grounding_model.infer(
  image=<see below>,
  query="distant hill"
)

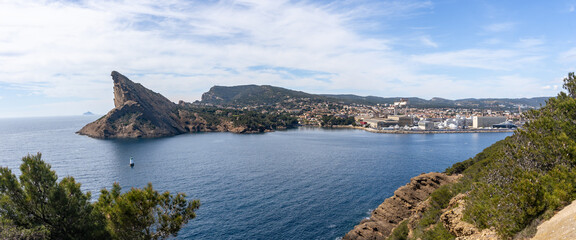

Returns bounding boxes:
[200,85,324,106]
[200,84,549,109]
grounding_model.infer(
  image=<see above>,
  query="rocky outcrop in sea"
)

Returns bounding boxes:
[77,71,296,138]
[77,71,186,138]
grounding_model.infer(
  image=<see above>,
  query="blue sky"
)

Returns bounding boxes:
[1,0,575,117]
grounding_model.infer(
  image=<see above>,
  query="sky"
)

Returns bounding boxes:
[1,0,575,117]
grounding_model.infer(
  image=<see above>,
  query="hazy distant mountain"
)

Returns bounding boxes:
[200,85,549,109]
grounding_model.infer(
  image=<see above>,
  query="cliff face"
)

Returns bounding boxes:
[343,172,459,240]
[78,72,295,138]
[77,71,186,138]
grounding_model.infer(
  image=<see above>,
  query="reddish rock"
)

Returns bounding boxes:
[77,71,185,138]
[343,172,459,240]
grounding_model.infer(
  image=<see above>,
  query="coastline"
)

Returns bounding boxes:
[343,172,460,240]
[316,125,516,134]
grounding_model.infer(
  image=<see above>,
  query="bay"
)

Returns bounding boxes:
[0,116,511,239]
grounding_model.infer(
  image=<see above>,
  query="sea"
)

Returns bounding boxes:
[0,116,512,239]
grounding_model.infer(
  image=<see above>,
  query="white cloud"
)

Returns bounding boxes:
[542,85,559,91]
[559,47,576,63]
[482,38,502,45]
[517,38,544,48]
[412,49,542,70]
[0,0,428,104]
[0,0,568,117]
[419,35,438,48]
[483,22,516,33]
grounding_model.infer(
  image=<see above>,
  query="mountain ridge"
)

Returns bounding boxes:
[199,84,549,109]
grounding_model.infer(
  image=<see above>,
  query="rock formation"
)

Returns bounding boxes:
[343,172,459,240]
[77,71,297,138]
[77,71,186,138]
[440,194,499,240]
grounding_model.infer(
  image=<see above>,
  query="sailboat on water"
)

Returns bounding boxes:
[129,157,134,167]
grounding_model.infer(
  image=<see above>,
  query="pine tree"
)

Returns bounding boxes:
[95,182,200,240]
[0,153,109,239]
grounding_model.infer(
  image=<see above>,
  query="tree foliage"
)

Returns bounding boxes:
[320,115,356,127]
[0,153,200,240]
[95,183,200,240]
[0,153,108,239]
[441,72,576,237]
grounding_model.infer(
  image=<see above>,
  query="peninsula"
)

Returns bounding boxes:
[77,71,298,138]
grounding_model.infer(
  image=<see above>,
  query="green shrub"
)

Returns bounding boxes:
[387,220,409,240]
[422,223,454,240]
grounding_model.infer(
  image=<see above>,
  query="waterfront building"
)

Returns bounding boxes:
[472,116,507,128]
[418,120,434,130]
[387,115,412,127]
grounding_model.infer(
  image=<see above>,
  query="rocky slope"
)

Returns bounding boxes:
[78,71,298,138]
[440,194,499,240]
[77,71,186,138]
[343,172,459,240]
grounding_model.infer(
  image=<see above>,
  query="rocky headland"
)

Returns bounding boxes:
[78,71,186,138]
[77,71,295,138]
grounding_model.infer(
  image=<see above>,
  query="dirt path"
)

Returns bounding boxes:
[532,199,576,240]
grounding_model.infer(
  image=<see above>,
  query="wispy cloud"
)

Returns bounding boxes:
[483,22,516,33]
[0,0,570,117]
[0,1,426,93]
[412,48,542,70]
[517,38,545,48]
[559,47,576,64]
[419,35,438,48]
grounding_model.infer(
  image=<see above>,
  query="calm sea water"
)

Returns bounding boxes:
[0,116,511,239]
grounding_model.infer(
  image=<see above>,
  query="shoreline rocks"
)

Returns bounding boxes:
[343,172,459,240]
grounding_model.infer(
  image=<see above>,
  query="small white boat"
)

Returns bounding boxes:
[130,157,134,167]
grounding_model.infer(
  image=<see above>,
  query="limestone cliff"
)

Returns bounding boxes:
[343,172,459,240]
[77,71,297,138]
[77,71,186,138]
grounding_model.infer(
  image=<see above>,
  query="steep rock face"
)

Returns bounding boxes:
[343,172,459,240]
[77,71,186,138]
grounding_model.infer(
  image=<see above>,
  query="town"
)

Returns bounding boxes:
[200,95,536,132]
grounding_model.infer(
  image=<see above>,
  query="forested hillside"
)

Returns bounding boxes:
[199,84,548,109]
[386,72,576,239]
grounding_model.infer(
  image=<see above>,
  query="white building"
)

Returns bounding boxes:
[472,116,507,128]
[418,120,434,130]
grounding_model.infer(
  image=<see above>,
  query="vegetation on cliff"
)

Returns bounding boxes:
[78,72,299,138]
[381,72,576,239]
[0,153,200,239]
[458,72,576,237]
[320,115,356,127]
[176,104,299,133]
